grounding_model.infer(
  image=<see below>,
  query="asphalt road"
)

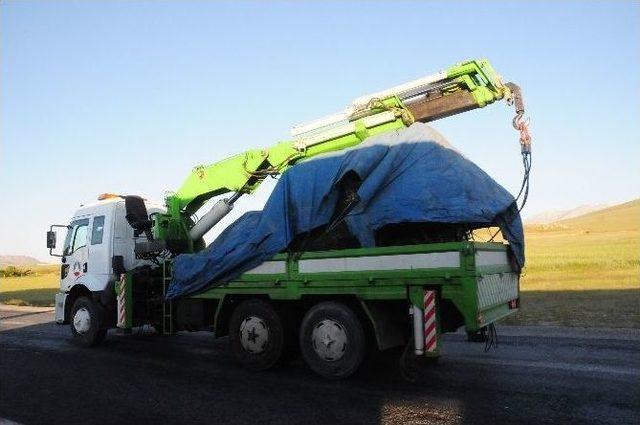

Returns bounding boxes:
[1,305,638,425]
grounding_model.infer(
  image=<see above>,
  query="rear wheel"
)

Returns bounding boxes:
[70,296,107,347]
[228,299,285,371]
[299,302,365,379]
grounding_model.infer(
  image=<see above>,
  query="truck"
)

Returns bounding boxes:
[46,59,531,379]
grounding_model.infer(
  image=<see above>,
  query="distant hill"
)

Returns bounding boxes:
[0,255,41,266]
[556,199,640,232]
[526,203,612,224]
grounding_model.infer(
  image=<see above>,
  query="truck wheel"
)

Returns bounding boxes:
[70,296,107,347]
[299,302,365,379]
[228,299,285,371]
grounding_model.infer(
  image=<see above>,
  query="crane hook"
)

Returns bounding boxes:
[505,82,531,154]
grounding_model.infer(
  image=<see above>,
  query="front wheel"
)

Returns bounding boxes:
[70,296,107,347]
[299,302,365,379]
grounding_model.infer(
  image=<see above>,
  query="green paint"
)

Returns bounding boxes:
[446,59,510,107]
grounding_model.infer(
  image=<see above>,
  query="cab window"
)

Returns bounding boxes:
[63,218,90,255]
[91,216,105,245]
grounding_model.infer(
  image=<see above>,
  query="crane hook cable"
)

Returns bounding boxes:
[486,109,532,243]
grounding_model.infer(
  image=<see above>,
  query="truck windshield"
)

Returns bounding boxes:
[63,218,90,256]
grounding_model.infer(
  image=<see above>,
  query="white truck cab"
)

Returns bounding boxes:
[47,195,163,343]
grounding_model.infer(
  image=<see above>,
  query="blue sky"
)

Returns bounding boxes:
[1,1,639,260]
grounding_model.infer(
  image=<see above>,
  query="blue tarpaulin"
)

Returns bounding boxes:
[166,123,524,299]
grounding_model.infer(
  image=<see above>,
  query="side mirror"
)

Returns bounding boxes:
[48,224,69,257]
[47,231,57,249]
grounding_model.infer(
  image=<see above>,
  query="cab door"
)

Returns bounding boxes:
[61,217,90,292]
[87,214,112,277]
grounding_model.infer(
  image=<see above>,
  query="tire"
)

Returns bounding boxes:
[70,296,107,347]
[228,299,285,371]
[299,302,365,379]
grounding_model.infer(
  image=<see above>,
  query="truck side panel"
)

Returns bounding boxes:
[189,242,519,337]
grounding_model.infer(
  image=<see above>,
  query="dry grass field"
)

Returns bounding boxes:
[0,264,59,307]
[1,200,638,327]
[505,199,639,328]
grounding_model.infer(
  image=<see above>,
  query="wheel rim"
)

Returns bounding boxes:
[239,316,269,354]
[73,307,91,334]
[311,319,348,361]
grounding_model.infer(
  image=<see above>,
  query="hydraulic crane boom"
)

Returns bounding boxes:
[150,59,528,253]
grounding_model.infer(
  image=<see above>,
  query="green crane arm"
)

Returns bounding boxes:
[172,98,409,216]
[153,59,524,253]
